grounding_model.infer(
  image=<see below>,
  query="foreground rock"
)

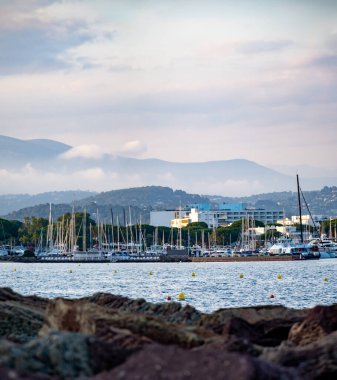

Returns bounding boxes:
[0,288,336,379]
[0,288,48,342]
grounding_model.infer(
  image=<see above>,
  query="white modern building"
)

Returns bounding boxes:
[189,204,284,228]
[150,210,192,227]
[291,215,323,226]
[150,203,284,228]
[150,210,177,227]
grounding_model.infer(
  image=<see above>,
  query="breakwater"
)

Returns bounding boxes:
[0,287,336,379]
[0,255,295,264]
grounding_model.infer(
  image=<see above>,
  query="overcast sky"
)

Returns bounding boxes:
[1,0,337,174]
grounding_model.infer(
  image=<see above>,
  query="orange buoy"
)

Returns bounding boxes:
[270,294,275,299]
[167,296,172,301]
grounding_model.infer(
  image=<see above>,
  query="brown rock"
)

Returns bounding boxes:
[200,305,307,331]
[0,331,92,378]
[0,330,130,379]
[91,344,299,380]
[0,368,54,380]
[262,330,337,379]
[41,298,208,349]
[0,288,48,307]
[288,304,337,346]
[219,317,305,347]
[199,305,306,347]
[87,293,202,325]
[0,288,48,342]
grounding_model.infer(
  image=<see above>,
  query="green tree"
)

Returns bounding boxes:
[18,217,48,245]
[0,218,22,244]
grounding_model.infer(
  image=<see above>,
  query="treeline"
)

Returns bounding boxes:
[2,214,336,249]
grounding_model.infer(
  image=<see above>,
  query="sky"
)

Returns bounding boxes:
[0,0,337,193]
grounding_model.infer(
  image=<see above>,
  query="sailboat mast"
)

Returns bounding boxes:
[110,209,114,248]
[83,209,86,252]
[296,174,304,243]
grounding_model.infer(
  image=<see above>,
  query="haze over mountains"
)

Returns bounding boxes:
[0,135,336,197]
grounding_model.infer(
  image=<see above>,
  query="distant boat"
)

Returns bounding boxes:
[269,238,295,255]
[0,246,8,256]
[308,234,337,259]
[291,175,319,260]
[234,217,259,256]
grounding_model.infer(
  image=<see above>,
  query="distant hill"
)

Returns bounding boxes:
[0,191,96,216]
[77,186,210,209]
[0,134,328,196]
[1,135,336,196]
[208,186,337,217]
[3,185,337,223]
[0,135,70,168]
[3,186,210,223]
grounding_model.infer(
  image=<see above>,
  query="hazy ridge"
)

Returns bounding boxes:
[2,185,337,223]
[1,135,336,196]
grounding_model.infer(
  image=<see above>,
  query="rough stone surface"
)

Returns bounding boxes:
[86,292,203,325]
[0,368,54,379]
[92,344,299,380]
[288,304,337,346]
[40,298,208,349]
[0,288,48,342]
[200,305,307,330]
[1,288,337,379]
[262,331,337,379]
[0,331,92,378]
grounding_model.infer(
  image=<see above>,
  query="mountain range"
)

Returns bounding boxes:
[0,135,336,197]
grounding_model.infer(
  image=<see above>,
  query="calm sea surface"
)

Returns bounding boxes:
[1,260,337,313]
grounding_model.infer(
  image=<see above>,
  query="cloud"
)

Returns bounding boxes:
[0,1,103,74]
[76,167,106,180]
[0,0,336,176]
[120,140,147,157]
[307,54,337,69]
[0,27,93,74]
[238,40,294,54]
[60,145,106,159]
[0,164,117,195]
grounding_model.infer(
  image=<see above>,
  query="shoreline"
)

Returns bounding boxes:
[0,255,295,263]
[191,256,294,262]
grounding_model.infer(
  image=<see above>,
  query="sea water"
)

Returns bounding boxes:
[1,260,337,313]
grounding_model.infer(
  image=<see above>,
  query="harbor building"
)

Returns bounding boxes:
[290,215,325,226]
[150,210,178,227]
[150,203,284,228]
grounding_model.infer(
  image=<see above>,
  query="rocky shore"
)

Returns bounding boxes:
[0,288,336,379]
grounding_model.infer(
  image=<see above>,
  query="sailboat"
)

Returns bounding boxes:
[290,175,320,260]
[234,216,258,256]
